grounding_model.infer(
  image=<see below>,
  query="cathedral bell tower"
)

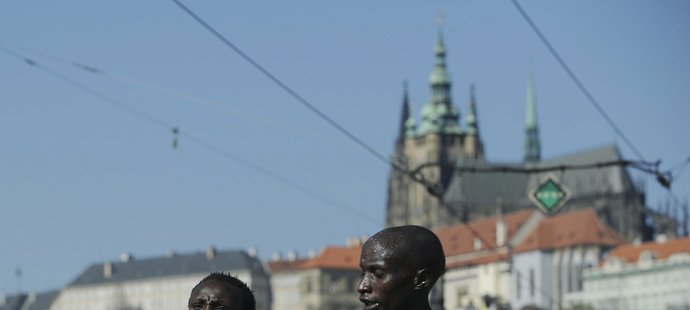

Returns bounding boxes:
[386,25,485,229]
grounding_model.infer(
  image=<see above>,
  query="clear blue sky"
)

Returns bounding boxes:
[1,1,688,294]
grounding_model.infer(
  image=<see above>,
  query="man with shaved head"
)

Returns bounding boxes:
[357,225,446,310]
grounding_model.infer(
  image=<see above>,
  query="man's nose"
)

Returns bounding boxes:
[357,276,370,294]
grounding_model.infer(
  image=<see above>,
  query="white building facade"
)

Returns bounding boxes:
[566,237,690,310]
[50,248,271,310]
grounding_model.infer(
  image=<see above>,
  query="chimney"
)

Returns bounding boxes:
[496,218,506,247]
[656,234,668,244]
[308,249,317,259]
[286,250,297,262]
[272,251,282,261]
[474,238,483,251]
[103,261,113,279]
[247,246,257,258]
[120,253,132,263]
[206,246,217,260]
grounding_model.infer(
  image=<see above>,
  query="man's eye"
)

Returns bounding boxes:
[373,269,385,278]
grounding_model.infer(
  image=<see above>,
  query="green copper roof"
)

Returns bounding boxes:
[418,30,461,136]
[523,72,541,162]
[465,85,479,135]
[429,32,452,86]
[525,73,538,129]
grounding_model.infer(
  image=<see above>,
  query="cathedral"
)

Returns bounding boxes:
[385,30,674,242]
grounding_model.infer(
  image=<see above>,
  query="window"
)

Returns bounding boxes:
[516,271,522,299]
[529,268,535,297]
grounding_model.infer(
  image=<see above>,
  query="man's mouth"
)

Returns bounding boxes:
[359,298,380,310]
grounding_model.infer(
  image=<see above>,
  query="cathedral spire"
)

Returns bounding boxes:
[465,84,479,135]
[397,81,411,144]
[523,72,541,163]
[464,84,484,160]
[419,15,461,136]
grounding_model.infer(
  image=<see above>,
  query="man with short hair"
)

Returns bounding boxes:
[188,272,256,310]
[357,225,445,310]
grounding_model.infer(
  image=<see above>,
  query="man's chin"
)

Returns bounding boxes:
[363,303,380,310]
[360,299,380,310]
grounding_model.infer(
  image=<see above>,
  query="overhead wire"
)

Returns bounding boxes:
[508,0,688,234]
[0,41,353,150]
[170,0,688,252]
[0,45,381,227]
[170,0,395,168]
[508,0,646,161]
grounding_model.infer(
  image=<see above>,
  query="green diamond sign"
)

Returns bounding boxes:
[529,176,571,215]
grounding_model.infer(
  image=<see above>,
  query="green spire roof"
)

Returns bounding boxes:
[524,72,541,163]
[465,85,479,135]
[525,73,538,130]
[418,27,461,136]
[429,32,452,86]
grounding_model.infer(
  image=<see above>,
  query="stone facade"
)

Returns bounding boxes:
[268,246,362,310]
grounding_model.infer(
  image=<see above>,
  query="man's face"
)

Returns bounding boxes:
[357,239,416,310]
[188,279,245,310]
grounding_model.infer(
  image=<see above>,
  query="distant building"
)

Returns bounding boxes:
[509,208,624,310]
[434,208,622,310]
[50,247,271,310]
[566,237,690,310]
[436,209,537,309]
[0,291,59,310]
[385,24,676,242]
[268,243,362,310]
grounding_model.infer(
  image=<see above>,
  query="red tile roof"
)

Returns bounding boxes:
[435,209,534,256]
[268,245,362,272]
[513,208,624,253]
[607,237,690,263]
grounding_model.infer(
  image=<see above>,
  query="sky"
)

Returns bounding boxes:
[1,1,689,294]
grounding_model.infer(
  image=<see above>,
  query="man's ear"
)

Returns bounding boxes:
[413,268,431,290]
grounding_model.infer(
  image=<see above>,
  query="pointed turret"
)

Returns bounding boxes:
[523,73,541,163]
[419,25,461,135]
[465,85,479,135]
[396,81,411,146]
[464,85,484,160]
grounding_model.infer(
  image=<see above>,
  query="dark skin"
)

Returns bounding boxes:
[357,225,445,310]
[188,279,245,310]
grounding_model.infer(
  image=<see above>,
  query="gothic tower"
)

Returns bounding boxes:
[523,73,541,163]
[386,29,485,228]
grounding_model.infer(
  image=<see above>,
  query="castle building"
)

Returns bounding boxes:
[385,29,666,242]
[386,30,485,229]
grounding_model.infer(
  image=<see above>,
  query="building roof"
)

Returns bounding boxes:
[607,237,690,263]
[26,291,59,310]
[437,207,622,269]
[514,208,624,253]
[444,145,636,213]
[69,248,265,287]
[435,209,534,257]
[0,291,58,310]
[0,294,27,310]
[268,245,362,272]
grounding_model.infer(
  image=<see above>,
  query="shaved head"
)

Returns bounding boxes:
[369,225,446,283]
[358,225,445,310]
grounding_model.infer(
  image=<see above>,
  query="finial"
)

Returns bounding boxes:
[436,11,445,29]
